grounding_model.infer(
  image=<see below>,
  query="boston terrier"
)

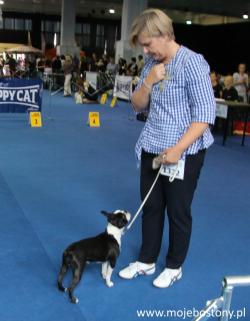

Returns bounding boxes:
[57,210,131,304]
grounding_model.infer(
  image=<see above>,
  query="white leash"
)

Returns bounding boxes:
[127,165,162,230]
[127,159,180,230]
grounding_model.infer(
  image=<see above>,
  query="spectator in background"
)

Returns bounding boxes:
[233,63,248,102]
[42,58,53,88]
[118,58,127,75]
[88,53,98,71]
[233,67,250,134]
[106,57,117,75]
[210,71,222,98]
[7,54,17,77]
[128,57,138,76]
[52,56,63,88]
[27,58,36,77]
[52,56,62,74]
[137,54,144,76]
[222,75,239,101]
[248,74,250,103]
[60,55,66,68]
[96,58,105,72]
[45,57,52,69]
[72,54,80,75]
[74,76,98,104]
[36,55,45,78]
[102,54,108,71]
[63,55,73,96]
[80,56,88,76]
[0,55,4,77]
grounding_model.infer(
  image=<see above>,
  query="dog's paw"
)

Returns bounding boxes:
[71,297,79,304]
[58,283,67,292]
[106,280,114,287]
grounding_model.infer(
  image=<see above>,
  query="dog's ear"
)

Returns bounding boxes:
[101,210,110,217]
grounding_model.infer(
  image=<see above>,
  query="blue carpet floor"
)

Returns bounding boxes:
[0,90,249,321]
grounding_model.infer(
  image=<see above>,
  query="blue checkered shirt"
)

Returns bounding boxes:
[134,46,216,161]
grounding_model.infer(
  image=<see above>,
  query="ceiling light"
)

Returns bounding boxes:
[0,0,4,5]
[109,9,115,14]
[242,14,248,19]
[186,20,192,25]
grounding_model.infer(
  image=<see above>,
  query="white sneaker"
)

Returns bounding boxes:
[119,261,156,279]
[153,267,182,288]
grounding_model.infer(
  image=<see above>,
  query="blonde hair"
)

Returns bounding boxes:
[129,8,175,47]
[65,55,72,62]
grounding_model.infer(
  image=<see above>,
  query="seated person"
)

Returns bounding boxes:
[75,77,84,103]
[222,75,248,135]
[83,80,99,103]
[75,91,83,104]
[210,71,223,98]
[74,77,99,104]
[222,75,239,101]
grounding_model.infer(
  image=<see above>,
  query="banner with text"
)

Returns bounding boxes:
[0,78,43,113]
[113,75,132,101]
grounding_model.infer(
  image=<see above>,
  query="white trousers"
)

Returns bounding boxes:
[64,74,72,95]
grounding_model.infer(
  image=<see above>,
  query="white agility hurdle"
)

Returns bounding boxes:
[192,275,250,321]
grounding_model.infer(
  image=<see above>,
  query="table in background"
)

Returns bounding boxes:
[215,100,250,146]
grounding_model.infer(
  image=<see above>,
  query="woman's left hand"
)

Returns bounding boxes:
[160,146,183,164]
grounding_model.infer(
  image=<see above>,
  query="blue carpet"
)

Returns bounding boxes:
[0,90,249,321]
[0,171,86,321]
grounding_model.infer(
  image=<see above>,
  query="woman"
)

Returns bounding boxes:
[63,56,73,97]
[119,8,216,288]
[233,63,248,103]
[210,71,222,98]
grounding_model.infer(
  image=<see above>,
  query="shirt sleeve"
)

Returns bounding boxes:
[185,53,216,125]
[134,56,154,92]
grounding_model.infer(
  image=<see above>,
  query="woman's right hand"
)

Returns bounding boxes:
[131,64,166,111]
[145,63,166,86]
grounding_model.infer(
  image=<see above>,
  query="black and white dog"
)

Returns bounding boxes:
[57,210,131,304]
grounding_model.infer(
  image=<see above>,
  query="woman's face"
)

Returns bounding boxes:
[138,33,169,62]
[210,73,217,82]
[238,64,246,73]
